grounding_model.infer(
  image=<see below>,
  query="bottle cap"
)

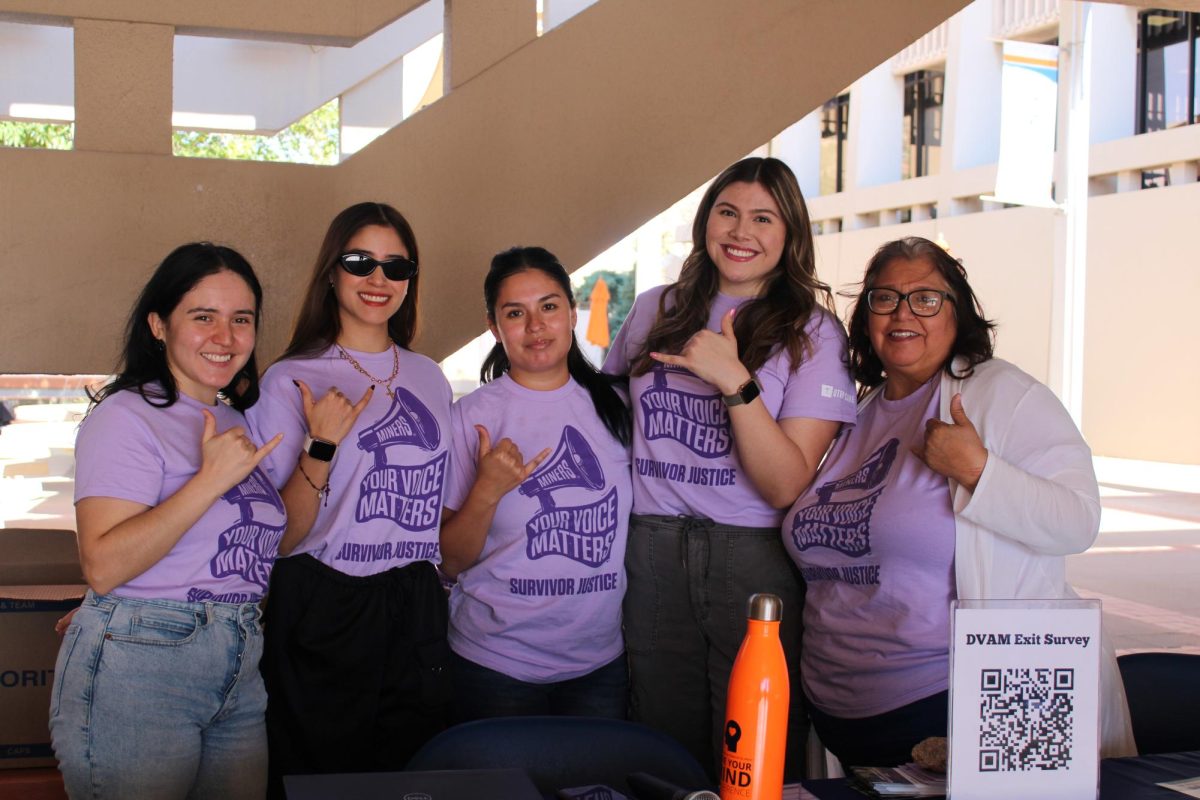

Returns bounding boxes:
[747,593,782,622]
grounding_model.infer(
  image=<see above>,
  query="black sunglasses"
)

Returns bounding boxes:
[338,253,419,282]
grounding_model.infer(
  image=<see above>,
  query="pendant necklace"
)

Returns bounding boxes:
[336,342,400,398]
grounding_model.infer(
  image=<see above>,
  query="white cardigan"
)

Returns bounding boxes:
[859,357,1136,757]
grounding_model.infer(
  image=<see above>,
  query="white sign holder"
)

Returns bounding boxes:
[948,599,1102,799]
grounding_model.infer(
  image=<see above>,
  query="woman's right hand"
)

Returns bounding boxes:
[296,380,374,444]
[471,425,551,505]
[197,409,283,495]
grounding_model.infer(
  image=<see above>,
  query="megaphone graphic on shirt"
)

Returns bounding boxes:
[518,426,604,513]
[357,387,441,467]
[221,467,285,518]
[814,438,899,502]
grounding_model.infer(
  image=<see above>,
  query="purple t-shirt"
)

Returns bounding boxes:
[246,345,452,576]
[444,375,632,683]
[74,387,286,602]
[602,285,856,527]
[782,378,955,718]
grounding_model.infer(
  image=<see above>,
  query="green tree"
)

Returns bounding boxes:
[173,99,339,165]
[0,121,73,149]
[575,269,635,341]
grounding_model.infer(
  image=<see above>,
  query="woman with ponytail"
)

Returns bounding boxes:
[440,246,632,721]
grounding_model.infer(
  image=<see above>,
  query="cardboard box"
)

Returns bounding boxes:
[0,529,86,770]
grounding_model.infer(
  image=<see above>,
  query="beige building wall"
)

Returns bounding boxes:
[808,187,1200,465]
[0,0,968,375]
[1,0,1193,465]
[1084,181,1200,463]
[0,0,427,43]
[812,207,1059,388]
[0,150,332,373]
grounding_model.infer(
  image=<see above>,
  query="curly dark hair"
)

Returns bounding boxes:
[846,237,996,392]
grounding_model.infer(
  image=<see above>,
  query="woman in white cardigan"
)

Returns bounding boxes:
[781,236,1134,767]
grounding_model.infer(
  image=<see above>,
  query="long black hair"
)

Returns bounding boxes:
[481,246,632,448]
[89,242,264,411]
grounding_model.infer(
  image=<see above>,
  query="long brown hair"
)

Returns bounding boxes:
[278,202,420,360]
[630,157,831,376]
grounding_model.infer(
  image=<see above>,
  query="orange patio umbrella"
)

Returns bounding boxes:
[585,277,611,348]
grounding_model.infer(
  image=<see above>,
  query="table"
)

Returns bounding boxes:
[798,751,1200,799]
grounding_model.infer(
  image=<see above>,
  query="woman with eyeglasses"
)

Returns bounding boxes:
[602,157,857,779]
[51,243,284,799]
[780,236,1135,768]
[439,246,632,721]
[246,202,452,794]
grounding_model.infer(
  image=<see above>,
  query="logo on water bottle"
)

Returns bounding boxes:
[722,718,753,790]
[724,719,742,753]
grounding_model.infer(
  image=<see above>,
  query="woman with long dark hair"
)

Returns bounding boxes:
[440,246,632,720]
[51,243,284,799]
[246,202,453,792]
[603,157,856,777]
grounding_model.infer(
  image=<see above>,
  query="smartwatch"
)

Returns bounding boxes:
[303,435,337,462]
[722,378,762,407]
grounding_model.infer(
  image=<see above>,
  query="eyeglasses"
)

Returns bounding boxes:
[865,288,954,317]
[339,253,419,282]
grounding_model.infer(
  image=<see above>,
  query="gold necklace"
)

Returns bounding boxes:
[336,342,400,398]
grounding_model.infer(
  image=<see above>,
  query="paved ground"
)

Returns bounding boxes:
[1069,457,1200,655]
[3,416,1197,654]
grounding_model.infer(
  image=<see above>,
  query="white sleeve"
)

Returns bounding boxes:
[957,379,1100,556]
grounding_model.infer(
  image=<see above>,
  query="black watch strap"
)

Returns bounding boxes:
[722,378,761,407]
[303,435,337,462]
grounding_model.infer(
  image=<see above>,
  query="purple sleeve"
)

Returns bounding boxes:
[602,317,633,377]
[74,402,165,507]
[778,311,857,423]
[443,399,479,512]
[603,287,660,377]
[245,369,306,490]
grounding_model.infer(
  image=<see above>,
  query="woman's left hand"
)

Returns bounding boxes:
[650,308,751,395]
[55,606,79,635]
[913,393,988,491]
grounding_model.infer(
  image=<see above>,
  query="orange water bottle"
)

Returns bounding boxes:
[719,593,789,800]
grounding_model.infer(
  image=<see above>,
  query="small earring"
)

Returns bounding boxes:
[155,339,165,351]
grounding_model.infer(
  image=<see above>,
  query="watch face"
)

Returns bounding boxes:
[307,438,337,462]
[723,379,761,407]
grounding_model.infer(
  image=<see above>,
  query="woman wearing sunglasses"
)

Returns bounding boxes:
[247,202,453,794]
[780,237,1134,768]
[52,243,284,799]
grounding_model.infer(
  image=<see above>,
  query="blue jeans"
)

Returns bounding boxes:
[50,591,267,800]
[622,514,808,781]
[450,652,628,722]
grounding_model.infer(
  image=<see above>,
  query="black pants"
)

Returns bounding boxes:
[261,554,451,798]
[807,689,948,770]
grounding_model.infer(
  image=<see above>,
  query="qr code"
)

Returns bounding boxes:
[977,668,1074,772]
